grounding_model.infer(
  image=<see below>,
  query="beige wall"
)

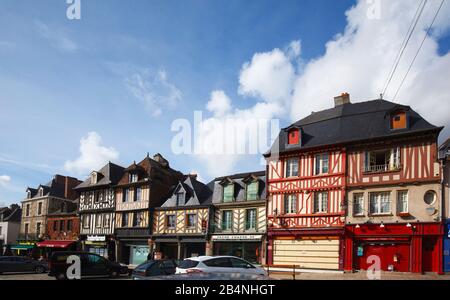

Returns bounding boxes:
[346,182,441,224]
[20,198,49,237]
[153,208,209,235]
[214,205,266,233]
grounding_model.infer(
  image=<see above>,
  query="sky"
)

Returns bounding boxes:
[1,0,449,206]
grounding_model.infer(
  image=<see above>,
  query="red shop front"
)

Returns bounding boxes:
[343,223,443,274]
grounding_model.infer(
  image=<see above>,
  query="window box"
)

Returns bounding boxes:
[397,212,411,217]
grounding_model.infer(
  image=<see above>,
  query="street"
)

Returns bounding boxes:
[1,272,450,280]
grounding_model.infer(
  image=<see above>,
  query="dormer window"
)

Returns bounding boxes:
[27,190,31,199]
[38,188,43,197]
[287,128,300,145]
[90,172,98,184]
[223,184,234,203]
[390,110,407,130]
[129,173,138,183]
[246,181,258,201]
[176,192,184,206]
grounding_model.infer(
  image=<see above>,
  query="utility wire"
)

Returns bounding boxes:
[393,0,446,102]
[381,0,428,99]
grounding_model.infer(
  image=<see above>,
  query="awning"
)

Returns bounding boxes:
[10,244,35,250]
[36,240,76,248]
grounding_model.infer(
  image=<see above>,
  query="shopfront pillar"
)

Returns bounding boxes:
[205,240,213,256]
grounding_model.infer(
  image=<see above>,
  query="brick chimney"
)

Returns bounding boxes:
[334,92,350,107]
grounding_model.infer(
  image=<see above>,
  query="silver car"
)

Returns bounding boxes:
[176,256,267,276]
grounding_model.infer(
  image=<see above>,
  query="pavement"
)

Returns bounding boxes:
[0,271,449,280]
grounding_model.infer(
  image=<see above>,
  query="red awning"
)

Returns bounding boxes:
[36,240,76,248]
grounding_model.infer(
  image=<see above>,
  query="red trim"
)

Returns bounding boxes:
[268,172,345,183]
[268,228,344,237]
[36,240,76,248]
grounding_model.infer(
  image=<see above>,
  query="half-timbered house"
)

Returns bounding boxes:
[75,162,125,259]
[210,171,267,264]
[114,153,183,265]
[152,174,212,260]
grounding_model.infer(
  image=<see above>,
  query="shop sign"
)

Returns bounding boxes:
[211,234,262,241]
[87,235,106,242]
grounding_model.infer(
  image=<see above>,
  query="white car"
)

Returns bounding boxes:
[175,256,267,276]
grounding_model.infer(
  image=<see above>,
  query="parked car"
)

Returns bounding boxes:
[142,272,275,280]
[0,256,48,274]
[176,256,267,276]
[132,259,178,280]
[48,251,129,280]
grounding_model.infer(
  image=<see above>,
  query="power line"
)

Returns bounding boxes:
[392,0,446,102]
[381,0,428,99]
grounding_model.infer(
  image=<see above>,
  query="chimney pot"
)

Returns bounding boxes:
[334,92,350,107]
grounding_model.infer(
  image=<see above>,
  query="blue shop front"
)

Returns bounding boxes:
[444,221,450,273]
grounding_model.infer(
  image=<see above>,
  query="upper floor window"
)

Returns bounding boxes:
[67,220,73,231]
[90,172,97,184]
[315,153,329,175]
[38,188,43,197]
[390,111,407,130]
[122,212,129,227]
[103,214,111,228]
[314,192,328,213]
[96,215,102,228]
[129,173,138,183]
[135,187,142,202]
[287,129,300,145]
[353,193,364,216]
[186,214,197,228]
[53,220,58,231]
[123,188,129,203]
[37,202,43,215]
[132,212,141,227]
[285,158,299,177]
[223,184,234,203]
[83,215,90,229]
[176,192,184,206]
[369,192,391,215]
[245,209,257,230]
[36,222,41,236]
[60,220,65,231]
[284,194,297,214]
[222,210,233,231]
[25,204,30,217]
[24,223,29,235]
[364,148,400,173]
[27,191,31,199]
[246,181,258,201]
[397,191,408,214]
[166,215,176,229]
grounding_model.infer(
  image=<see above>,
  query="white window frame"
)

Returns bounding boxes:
[285,158,299,178]
[315,153,329,175]
[95,214,102,228]
[369,192,391,215]
[245,209,257,230]
[221,210,233,231]
[353,193,364,216]
[284,194,297,214]
[314,192,328,213]
[397,191,408,214]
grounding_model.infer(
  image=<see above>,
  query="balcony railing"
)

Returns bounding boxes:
[17,233,42,241]
[363,164,401,173]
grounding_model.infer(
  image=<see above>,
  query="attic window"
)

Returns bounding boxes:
[38,188,43,197]
[287,129,300,145]
[176,192,184,206]
[27,191,31,199]
[390,111,407,130]
[129,173,138,183]
[90,172,97,184]
[223,184,234,203]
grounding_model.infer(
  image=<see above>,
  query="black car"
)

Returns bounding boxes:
[0,256,48,274]
[48,251,129,280]
[132,259,178,280]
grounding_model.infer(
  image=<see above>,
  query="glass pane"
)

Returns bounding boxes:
[223,185,234,202]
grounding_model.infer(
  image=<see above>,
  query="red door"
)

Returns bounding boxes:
[356,242,410,272]
[422,237,438,272]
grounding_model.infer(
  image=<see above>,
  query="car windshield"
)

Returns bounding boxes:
[135,261,155,272]
[177,259,199,269]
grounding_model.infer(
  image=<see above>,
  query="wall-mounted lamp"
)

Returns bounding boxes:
[380,222,385,228]
[355,224,360,229]
[406,223,412,228]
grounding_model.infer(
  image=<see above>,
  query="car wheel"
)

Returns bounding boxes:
[34,266,46,274]
[55,272,68,280]
[109,270,119,278]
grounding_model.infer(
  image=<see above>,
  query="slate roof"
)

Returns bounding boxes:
[211,171,266,204]
[75,162,125,190]
[439,138,450,159]
[0,205,22,222]
[160,175,213,208]
[265,99,442,156]
[26,175,81,199]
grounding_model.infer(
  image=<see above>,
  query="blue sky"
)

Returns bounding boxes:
[1,0,449,205]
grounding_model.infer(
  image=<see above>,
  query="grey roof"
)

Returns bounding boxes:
[26,175,80,199]
[211,171,266,204]
[75,162,125,190]
[160,175,212,208]
[266,99,442,156]
[439,138,450,159]
[0,205,22,222]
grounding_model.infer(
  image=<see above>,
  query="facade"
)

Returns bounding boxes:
[0,204,21,254]
[18,175,81,257]
[152,174,212,260]
[439,138,450,272]
[210,171,267,265]
[265,93,444,273]
[75,162,125,259]
[36,200,80,253]
[114,153,183,265]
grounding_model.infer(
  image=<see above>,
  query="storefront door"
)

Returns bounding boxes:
[422,237,438,272]
[356,242,410,272]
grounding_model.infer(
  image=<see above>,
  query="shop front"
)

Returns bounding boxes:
[443,221,450,273]
[36,240,78,258]
[153,236,207,260]
[211,234,264,265]
[344,223,443,274]
[81,235,115,260]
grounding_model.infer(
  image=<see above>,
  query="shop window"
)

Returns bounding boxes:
[166,215,176,229]
[221,211,233,231]
[186,214,197,228]
[364,148,400,173]
[397,191,408,214]
[315,153,329,175]
[287,129,300,145]
[390,111,407,130]
[314,192,328,213]
[246,181,258,201]
[285,158,299,177]
[223,184,234,203]
[369,192,391,215]
[284,194,297,214]
[245,209,257,230]
[353,193,364,216]
[424,190,436,205]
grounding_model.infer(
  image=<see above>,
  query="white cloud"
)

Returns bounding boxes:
[35,20,78,52]
[0,175,11,187]
[126,68,182,117]
[64,132,119,176]
[206,90,232,117]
